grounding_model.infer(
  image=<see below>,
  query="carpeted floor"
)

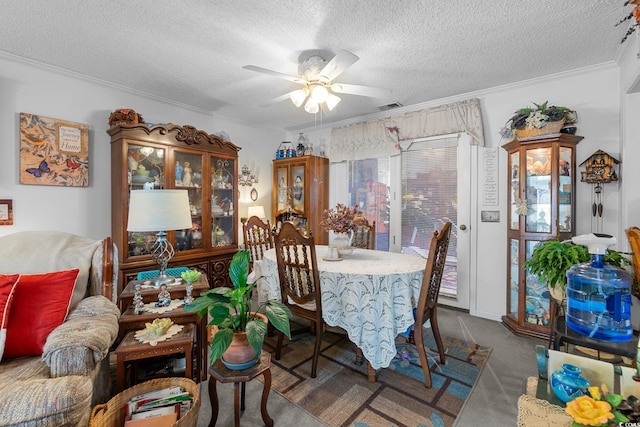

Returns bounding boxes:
[193,305,542,426]
[257,328,491,427]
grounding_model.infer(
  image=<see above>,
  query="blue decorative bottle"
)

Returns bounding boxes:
[566,233,633,342]
[550,363,590,403]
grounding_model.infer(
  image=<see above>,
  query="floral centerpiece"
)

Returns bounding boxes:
[566,385,633,426]
[321,204,369,256]
[500,101,576,140]
[616,0,640,44]
[320,203,368,233]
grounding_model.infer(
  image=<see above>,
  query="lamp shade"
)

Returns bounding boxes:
[127,190,193,232]
[247,205,266,220]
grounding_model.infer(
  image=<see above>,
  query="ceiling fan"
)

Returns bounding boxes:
[243,50,391,114]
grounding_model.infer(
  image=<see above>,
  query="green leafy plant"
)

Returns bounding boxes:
[184,250,292,364]
[524,239,631,294]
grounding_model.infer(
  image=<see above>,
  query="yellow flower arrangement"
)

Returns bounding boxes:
[565,385,628,427]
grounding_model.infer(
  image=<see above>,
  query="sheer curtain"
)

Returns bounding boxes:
[329,98,484,162]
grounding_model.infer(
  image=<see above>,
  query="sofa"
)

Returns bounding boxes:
[0,231,120,427]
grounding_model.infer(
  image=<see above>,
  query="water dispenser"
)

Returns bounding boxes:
[565,233,633,342]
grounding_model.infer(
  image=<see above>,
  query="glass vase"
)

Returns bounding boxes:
[184,281,194,304]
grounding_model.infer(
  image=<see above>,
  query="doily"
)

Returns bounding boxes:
[517,394,572,427]
[142,299,185,314]
[134,324,184,346]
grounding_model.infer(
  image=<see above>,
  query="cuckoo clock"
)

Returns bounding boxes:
[579,150,620,228]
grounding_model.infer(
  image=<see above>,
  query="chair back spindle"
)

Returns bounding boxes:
[242,216,274,267]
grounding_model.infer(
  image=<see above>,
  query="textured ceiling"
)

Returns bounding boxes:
[0,0,629,132]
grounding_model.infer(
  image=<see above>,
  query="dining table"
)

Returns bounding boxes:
[256,245,427,371]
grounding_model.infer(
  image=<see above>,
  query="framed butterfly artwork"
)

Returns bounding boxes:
[19,113,89,187]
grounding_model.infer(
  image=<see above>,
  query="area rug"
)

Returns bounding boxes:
[261,327,491,427]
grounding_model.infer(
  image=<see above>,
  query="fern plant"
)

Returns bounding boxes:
[524,239,631,293]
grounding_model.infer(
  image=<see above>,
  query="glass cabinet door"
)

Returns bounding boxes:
[275,165,289,213]
[509,151,520,231]
[175,151,203,252]
[525,239,550,326]
[126,144,166,258]
[509,238,519,318]
[211,156,235,247]
[524,147,552,234]
[558,146,573,233]
[291,165,305,214]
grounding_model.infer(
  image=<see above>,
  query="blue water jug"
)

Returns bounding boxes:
[565,234,633,342]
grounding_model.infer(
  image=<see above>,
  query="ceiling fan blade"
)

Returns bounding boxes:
[330,83,391,99]
[242,65,307,84]
[258,91,297,107]
[318,50,359,82]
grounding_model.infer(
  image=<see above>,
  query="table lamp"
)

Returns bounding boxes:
[247,205,266,221]
[127,189,193,287]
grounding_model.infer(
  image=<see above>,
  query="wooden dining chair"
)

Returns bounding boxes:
[410,220,452,388]
[242,215,274,268]
[273,221,324,378]
[353,221,376,249]
[626,226,640,288]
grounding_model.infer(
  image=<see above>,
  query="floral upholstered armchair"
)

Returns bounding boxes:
[0,231,120,427]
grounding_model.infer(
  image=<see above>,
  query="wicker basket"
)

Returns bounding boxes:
[89,378,200,427]
[514,119,565,140]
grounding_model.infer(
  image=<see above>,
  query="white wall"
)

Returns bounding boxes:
[0,54,284,241]
[296,63,623,322]
[3,52,637,325]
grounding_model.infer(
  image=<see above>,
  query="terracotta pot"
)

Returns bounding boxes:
[220,312,268,369]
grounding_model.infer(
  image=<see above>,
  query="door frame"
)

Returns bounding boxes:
[329,134,478,312]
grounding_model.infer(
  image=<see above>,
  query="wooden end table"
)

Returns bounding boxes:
[118,275,210,381]
[115,323,195,392]
[118,305,204,382]
[208,353,273,427]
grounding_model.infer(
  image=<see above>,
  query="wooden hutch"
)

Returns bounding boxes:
[109,124,240,295]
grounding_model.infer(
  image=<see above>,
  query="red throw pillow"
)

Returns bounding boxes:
[0,274,20,361]
[3,269,79,359]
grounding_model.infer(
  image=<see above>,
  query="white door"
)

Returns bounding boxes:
[392,134,471,310]
[336,133,472,310]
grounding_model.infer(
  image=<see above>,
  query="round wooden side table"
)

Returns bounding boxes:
[208,352,273,427]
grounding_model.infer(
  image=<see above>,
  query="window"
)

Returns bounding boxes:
[347,158,390,251]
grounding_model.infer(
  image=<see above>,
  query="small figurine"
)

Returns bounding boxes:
[155,284,172,307]
[182,162,192,186]
[133,283,145,315]
[175,161,183,182]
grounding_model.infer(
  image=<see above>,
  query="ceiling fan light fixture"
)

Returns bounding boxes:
[304,98,319,114]
[290,88,309,107]
[325,93,341,111]
[310,84,329,103]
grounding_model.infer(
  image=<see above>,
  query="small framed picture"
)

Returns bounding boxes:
[481,210,500,223]
[0,199,13,225]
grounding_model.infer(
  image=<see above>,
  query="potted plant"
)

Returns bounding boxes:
[523,239,632,302]
[184,250,291,369]
[500,101,576,140]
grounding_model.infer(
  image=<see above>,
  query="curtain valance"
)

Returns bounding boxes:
[329,98,485,162]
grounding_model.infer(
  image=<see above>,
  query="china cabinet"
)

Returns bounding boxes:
[109,124,240,294]
[272,155,329,244]
[502,134,582,340]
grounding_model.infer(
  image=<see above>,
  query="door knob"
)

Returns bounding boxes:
[459,224,467,231]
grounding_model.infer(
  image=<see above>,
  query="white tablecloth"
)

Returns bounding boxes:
[258,245,426,370]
